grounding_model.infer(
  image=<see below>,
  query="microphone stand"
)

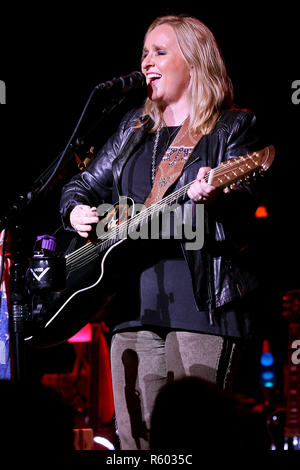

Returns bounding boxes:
[1,87,128,382]
[9,225,29,382]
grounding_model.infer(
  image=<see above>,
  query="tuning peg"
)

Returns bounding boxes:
[223,187,231,194]
[230,183,237,190]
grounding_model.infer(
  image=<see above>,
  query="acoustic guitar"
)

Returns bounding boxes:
[25,145,275,347]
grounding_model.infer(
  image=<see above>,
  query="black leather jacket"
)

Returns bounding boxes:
[60,107,269,323]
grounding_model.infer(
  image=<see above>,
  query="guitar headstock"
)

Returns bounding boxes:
[209,145,275,193]
[283,289,300,323]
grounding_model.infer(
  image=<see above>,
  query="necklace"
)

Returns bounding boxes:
[145,117,203,208]
[151,118,189,185]
[151,126,162,185]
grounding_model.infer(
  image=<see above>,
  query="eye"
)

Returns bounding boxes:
[157,50,166,56]
[141,50,148,61]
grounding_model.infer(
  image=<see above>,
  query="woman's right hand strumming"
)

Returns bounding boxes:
[70,205,99,238]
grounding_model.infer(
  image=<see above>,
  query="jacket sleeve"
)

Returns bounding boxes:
[59,109,139,230]
[224,109,267,159]
[211,109,273,253]
[221,109,273,198]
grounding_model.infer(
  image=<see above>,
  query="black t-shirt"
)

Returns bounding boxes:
[107,127,253,338]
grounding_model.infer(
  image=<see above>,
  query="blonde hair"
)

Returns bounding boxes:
[137,15,234,134]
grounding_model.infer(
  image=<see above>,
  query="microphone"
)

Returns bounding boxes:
[95,71,145,93]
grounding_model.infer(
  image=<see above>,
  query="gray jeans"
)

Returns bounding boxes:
[110,329,239,450]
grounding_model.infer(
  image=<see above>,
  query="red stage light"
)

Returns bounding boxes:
[255,206,269,218]
[68,323,92,343]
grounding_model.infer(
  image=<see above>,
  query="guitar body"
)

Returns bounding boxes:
[25,201,132,347]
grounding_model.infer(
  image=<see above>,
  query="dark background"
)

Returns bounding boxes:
[0,4,299,399]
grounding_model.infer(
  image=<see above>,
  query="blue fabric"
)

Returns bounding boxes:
[0,289,11,379]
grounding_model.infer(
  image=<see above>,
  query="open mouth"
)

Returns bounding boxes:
[147,73,162,84]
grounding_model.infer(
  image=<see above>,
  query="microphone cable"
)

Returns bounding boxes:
[36,85,99,196]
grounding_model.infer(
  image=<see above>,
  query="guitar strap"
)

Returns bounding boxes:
[144,118,203,208]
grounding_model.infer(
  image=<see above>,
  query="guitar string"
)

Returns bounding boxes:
[67,251,103,274]
[66,227,128,270]
[66,234,123,270]
[66,156,261,267]
[67,253,97,272]
[66,233,124,268]
[66,231,127,272]
[67,242,113,273]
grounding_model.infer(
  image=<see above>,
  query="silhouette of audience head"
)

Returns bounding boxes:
[150,375,259,452]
